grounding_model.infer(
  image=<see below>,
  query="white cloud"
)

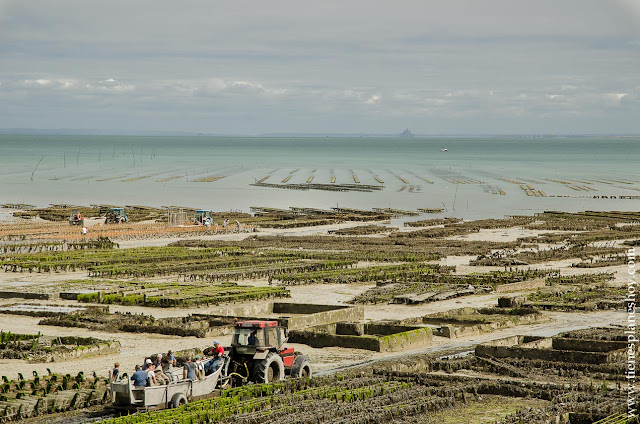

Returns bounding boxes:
[365,94,381,105]
[19,78,77,90]
[602,92,628,107]
[85,79,134,92]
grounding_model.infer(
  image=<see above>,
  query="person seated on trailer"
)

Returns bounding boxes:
[195,355,205,380]
[131,365,148,387]
[183,356,197,380]
[153,353,170,384]
[205,340,224,375]
[153,353,163,368]
[146,363,157,386]
[142,358,152,371]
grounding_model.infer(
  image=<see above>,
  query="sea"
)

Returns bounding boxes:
[0,134,639,221]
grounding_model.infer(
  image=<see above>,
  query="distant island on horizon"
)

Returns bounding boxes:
[399,129,415,138]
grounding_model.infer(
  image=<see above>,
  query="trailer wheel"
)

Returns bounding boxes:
[290,355,312,378]
[170,393,187,408]
[118,217,125,224]
[253,352,284,383]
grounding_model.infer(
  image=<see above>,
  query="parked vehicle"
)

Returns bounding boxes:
[68,210,84,226]
[102,207,128,224]
[194,210,212,226]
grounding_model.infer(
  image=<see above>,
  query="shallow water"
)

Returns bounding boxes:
[1,135,639,219]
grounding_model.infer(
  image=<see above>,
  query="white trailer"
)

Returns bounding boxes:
[110,366,222,411]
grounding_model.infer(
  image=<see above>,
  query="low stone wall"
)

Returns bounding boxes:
[194,302,365,331]
[289,331,381,351]
[476,344,617,364]
[420,307,547,339]
[336,322,364,335]
[0,291,51,300]
[552,337,627,353]
[273,303,348,314]
[375,327,432,352]
[497,296,526,307]
[475,335,626,365]
[276,303,365,330]
[289,323,433,352]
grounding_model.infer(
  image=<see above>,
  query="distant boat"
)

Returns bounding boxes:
[441,147,448,152]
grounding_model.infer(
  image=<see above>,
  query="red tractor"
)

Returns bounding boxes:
[220,320,311,386]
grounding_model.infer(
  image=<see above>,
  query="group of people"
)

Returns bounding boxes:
[112,342,225,388]
[117,350,175,388]
[221,219,242,231]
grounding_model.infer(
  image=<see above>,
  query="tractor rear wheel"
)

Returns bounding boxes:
[253,353,284,383]
[290,355,312,378]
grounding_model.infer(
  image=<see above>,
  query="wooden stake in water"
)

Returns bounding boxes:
[453,182,459,210]
[31,156,44,181]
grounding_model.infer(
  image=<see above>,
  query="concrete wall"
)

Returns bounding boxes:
[289,324,433,352]
[194,302,364,331]
[365,324,417,336]
[481,335,545,347]
[552,337,627,353]
[375,327,432,352]
[289,331,381,351]
[0,291,50,300]
[475,344,616,364]
[497,297,526,307]
[476,335,626,365]
[421,307,547,339]
[273,303,351,314]
[336,322,364,335]
[277,304,365,330]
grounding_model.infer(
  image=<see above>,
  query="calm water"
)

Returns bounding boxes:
[1,135,639,220]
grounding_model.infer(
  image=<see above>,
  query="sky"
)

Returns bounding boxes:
[1,0,639,135]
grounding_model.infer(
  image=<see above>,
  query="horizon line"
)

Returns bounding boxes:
[0,128,639,138]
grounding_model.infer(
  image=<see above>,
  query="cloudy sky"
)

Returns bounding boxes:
[1,0,639,134]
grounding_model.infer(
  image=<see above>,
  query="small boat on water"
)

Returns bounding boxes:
[441,147,448,152]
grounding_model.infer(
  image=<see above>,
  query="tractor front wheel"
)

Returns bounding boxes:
[290,355,312,378]
[253,353,284,383]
